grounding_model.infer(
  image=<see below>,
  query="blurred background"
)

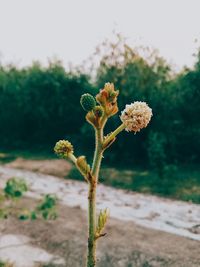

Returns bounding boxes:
[0,0,199,203]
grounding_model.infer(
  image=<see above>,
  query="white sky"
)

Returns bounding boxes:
[0,0,200,71]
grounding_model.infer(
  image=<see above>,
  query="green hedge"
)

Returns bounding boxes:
[0,49,199,168]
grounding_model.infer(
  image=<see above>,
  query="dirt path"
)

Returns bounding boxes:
[0,198,200,267]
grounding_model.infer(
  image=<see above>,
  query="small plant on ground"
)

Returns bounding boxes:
[54,82,152,267]
[4,177,28,198]
[0,177,28,219]
[19,194,58,220]
[35,194,57,220]
[0,177,57,221]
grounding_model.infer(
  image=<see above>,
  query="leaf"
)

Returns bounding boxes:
[96,208,109,237]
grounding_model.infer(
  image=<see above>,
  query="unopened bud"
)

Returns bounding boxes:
[80,93,96,112]
[76,156,90,177]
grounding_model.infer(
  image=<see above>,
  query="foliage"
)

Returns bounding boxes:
[19,194,58,220]
[147,131,166,179]
[36,194,57,220]
[4,177,28,198]
[0,61,94,152]
[0,178,57,220]
[0,37,199,168]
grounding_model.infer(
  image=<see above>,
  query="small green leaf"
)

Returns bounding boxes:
[96,208,109,236]
[18,213,29,220]
[30,211,37,220]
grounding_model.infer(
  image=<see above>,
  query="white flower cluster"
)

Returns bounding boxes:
[120,101,152,133]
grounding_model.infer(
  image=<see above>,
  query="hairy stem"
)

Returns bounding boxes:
[87,128,103,267]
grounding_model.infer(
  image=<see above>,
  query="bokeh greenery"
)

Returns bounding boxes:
[0,37,199,201]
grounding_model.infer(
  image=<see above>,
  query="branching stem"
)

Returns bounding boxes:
[87,121,125,267]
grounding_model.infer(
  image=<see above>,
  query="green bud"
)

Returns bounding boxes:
[96,208,109,236]
[76,156,90,178]
[80,93,96,112]
[54,140,73,159]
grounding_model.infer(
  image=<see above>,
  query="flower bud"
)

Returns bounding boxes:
[93,106,104,117]
[76,156,90,177]
[54,140,73,158]
[86,110,97,127]
[80,93,96,112]
[120,101,152,133]
[96,208,109,237]
[96,83,119,117]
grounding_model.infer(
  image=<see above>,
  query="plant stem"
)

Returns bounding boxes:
[92,128,103,176]
[103,123,125,148]
[87,181,97,267]
[87,128,103,267]
[68,153,77,164]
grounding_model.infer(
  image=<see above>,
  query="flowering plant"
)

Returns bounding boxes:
[54,83,152,267]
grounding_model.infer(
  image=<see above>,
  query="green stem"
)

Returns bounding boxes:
[87,181,97,267]
[87,128,103,267]
[103,123,125,148]
[68,153,77,164]
[92,128,103,177]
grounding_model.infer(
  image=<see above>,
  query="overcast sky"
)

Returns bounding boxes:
[0,0,200,70]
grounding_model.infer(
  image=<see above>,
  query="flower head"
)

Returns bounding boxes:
[54,140,74,158]
[120,101,152,133]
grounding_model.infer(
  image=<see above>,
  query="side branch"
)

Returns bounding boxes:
[103,123,125,149]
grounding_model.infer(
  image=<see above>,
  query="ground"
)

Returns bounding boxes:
[0,157,199,267]
[1,198,200,267]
